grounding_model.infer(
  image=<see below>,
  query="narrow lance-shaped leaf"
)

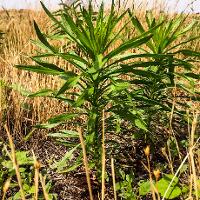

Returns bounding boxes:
[105,34,153,61]
[28,89,54,97]
[128,10,156,52]
[35,113,78,129]
[102,0,115,49]
[107,61,161,76]
[173,58,194,70]
[15,64,65,75]
[57,52,89,66]
[40,1,89,54]
[107,53,169,67]
[56,76,80,96]
[166,36,200,52]
[62,12,94,57]
[48,130,79,138]
[33,21,56,53]
[80,7,97,52]
[176,49,200,57]
[48,113,77,123]
[107,18,164,60]
[103,10,131,52]
[32,58,65,72]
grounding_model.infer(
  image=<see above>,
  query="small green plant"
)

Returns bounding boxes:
[0,144,56,200]
[0,146,34,199]
[116,170,136,200]
[139,173,188,199]
[126,10,200,144]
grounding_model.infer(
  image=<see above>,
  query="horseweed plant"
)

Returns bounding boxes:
[15,1,158,170]
[124,10,200,143]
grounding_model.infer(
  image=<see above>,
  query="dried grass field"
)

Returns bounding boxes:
[0,1,200,199]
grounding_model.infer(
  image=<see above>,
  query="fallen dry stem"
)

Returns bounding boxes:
[4,124,26,200]
[101,110,106,200]
[111,157,117,200]
[189,113,199,200]
[39,174,49,200]
[32,151,39,200]
[2,178,11,200]
[77,128,94,200]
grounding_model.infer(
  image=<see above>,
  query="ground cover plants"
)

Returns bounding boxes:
[0,0,200,199]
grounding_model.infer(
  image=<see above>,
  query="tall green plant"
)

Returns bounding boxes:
[15,1,156,169]
[125,11,200,142]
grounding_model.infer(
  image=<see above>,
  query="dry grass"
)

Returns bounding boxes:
[0,9,68,138]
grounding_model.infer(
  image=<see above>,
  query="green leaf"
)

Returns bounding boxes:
[48,113,77,123]
[178,49,200,57]
[166,36,200,52]
[10,83,31,96]
[15,65,64,75]
[61,161,82,173]
[107,53,167,67]
[2,151,33,170]
[35,123,61,129]
[159,185,181,199]
[13,191,21,200]
[61,12,94,56]
[56,76,80,96]
[28,89,54,97]
[112,80,130,91]
[73,88,93,107]
[51,145,80,172]
[134,118,147,131]
[28,186,35,194]
[139,180,151,196]
[105,34,153,61]
[58,52,89,67]
[161,174,179,186]
[48,130,79,138]
[157,174,181,199]
[16,151,33,165]
[181,185,189,194]
[128,11,145,34]
[33,58,65,72]
[33,21,56,53]
[110,106,137,124]
[185,73,200,79]
[195,180,200,197]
